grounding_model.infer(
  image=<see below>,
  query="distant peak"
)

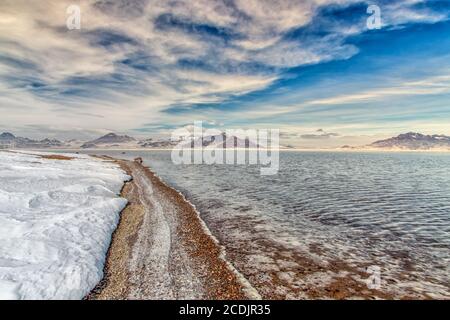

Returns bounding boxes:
[102,133,118,138]
[100,132,134,139]
[80,132,136,148]
[398,132,424,138]
[0,132,15,139]
[368,132,450,150]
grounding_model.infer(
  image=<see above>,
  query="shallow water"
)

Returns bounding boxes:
[89,150,450,298]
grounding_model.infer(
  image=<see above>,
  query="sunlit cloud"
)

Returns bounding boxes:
[308,74,450,105]
[0,0,449,141]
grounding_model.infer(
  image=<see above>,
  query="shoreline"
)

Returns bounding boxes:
[3,150,447,299]
[24,147,450,153]
[87,157,259,300]
[87,156,394,300]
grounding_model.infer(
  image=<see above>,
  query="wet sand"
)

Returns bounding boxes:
[87,158,258,300]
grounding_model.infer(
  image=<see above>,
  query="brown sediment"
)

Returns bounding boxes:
[223,237,399,300]
[1,150,74,161]
[39,155,74,160]
[87,158,252,300]
[141,167,252,299]
[215,222,427,300]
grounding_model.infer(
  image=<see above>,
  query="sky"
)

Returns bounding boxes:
[0,0,449,147]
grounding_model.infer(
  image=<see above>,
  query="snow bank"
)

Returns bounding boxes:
[0,151,129,299]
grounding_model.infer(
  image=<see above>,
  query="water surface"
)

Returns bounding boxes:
[90,150,450,299]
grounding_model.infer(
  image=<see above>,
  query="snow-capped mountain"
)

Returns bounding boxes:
[0,132,64,149]
[138,138,178,148]
[180,133,261,148]
[368,132,450,150]
[81,133,136,148]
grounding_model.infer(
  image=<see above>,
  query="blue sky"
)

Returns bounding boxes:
[0,0,449,146]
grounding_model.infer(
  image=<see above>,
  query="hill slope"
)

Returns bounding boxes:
[369,132,450,150]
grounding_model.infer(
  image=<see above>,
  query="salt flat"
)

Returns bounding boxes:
[0,151,129,299]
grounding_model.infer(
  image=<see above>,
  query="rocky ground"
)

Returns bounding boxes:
[86,158,259,300]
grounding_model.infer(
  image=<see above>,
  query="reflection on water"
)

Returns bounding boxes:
[89,150,450,299]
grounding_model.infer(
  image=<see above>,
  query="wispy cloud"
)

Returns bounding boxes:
[308,74,450,105]
[0,0,449,139]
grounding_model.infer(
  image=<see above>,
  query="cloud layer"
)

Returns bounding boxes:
[0,0,449,142]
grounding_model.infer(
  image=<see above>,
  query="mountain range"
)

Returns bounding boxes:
[1,131,450,151]
[0,132,64,149]
[180,133,261,149]
[0,131,265,150]
[340,132,450,151]
[81,133,136,149]
[368,132,450,150]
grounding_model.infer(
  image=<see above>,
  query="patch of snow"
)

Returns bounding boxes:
[0,151,129,300]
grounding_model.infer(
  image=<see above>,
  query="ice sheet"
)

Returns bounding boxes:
[0,151,129,299]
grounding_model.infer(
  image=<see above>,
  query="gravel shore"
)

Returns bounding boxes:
[87,158,259,300]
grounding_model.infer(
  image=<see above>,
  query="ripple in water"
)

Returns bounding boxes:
[98,151,450,299]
